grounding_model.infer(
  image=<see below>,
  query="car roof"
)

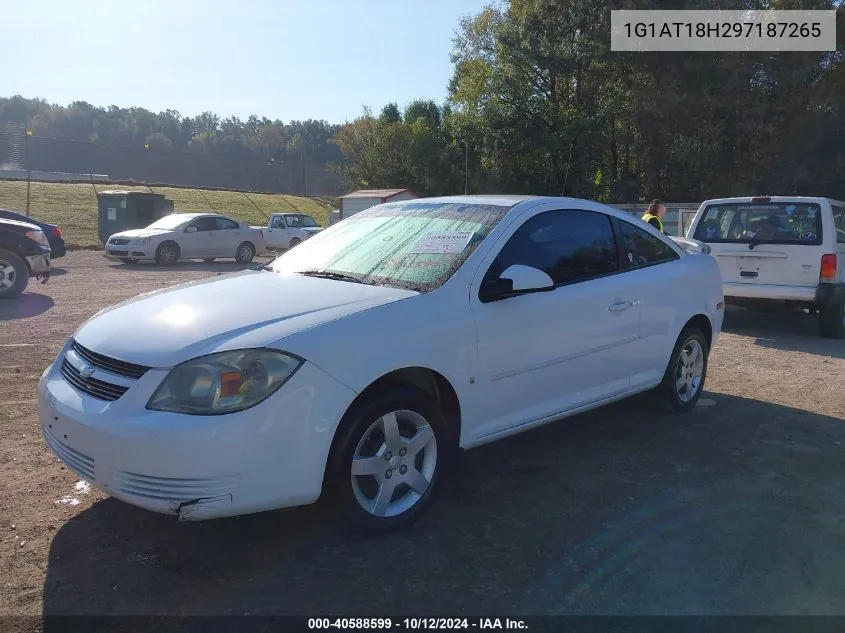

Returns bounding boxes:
[700,196,845,206]
[411,194,545,207]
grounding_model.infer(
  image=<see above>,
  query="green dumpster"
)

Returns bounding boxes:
[97,190,175,244]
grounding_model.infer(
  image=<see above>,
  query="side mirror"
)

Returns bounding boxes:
[185,226,197,233]
[479,264,555,303]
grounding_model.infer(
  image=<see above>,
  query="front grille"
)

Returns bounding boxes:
[109,238,130,245]
[61,360,128,401]
[114,471,240,503]
[44,428,95,481]
[72,340,149,379]
[108,250,128,256]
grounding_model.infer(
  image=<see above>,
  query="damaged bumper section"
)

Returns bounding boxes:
[26,251,51,283]
[37,349,357,521]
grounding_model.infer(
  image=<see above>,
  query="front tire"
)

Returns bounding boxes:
[235,242,255,264]
[654,327,709,413]
[0,249,29,299]
[288,237,301,249]
[154,242,179,266]
[327,386,450,534]
[819,299,845,339]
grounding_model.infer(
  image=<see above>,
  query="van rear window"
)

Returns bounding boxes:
[693,202,823,246]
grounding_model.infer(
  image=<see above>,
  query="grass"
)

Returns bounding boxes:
[0,180,334,248]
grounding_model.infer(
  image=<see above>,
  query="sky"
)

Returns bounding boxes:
[1,0,492,124]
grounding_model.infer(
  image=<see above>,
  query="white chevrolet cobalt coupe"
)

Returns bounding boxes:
[39,196,724,532]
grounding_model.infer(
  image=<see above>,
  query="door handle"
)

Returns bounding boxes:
[608,301,632,312]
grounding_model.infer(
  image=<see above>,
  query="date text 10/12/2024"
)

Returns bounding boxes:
[307,618,528,630]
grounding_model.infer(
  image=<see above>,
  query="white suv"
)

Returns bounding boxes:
[686,196,845,338]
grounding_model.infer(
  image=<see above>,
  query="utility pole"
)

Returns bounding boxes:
[464,141,469,195]
[25,124,32,216]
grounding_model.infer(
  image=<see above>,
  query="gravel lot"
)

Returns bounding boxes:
[1,251,844,616]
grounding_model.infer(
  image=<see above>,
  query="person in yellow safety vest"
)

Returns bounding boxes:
[641,199,669,235]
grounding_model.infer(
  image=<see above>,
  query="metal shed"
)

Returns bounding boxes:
[97,190,174,243]
[336,188,418,222]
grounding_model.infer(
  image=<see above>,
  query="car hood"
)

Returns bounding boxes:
[74,271,418,367]
[110,228,173,240]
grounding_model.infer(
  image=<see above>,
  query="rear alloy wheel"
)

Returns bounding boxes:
[154,242,179,266]
[0,249,29,299]
[819,299,845,339]
[329,386,450,533]
[655,327,708,413]
[235,242,255,264]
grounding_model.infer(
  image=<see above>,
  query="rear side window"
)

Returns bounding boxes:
[617,219,680,269]
[693,202,823,246]
[832,204,845,244]
[215,217,239,230]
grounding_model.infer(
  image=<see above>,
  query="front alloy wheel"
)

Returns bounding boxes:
[329,386,450,533]
[351,410,437,519]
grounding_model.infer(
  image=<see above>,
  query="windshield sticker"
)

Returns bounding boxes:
[410,231,474,254]
[801,231,817,240]
[786,205,796,215]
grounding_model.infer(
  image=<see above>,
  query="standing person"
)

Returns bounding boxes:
[641,199,669,235]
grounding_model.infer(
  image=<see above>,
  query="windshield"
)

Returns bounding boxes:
[146,214,191,231]
[692,202,823,246]
[269,201,510,291]
[286,214,319,228]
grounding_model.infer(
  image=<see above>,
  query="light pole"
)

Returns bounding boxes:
[464,141,469,195]
[25,126,32,216]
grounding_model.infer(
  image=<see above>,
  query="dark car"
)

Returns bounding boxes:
[0,217,51,298]
[0,209,66,258]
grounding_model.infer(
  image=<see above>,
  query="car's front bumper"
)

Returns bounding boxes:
[38,345,357,520]
[25,250,51,279]
[104,247,153,260]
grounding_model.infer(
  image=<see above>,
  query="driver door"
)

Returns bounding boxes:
[181,216,217,258]
[467,207,642,443]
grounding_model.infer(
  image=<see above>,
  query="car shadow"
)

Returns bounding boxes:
[723,306,845,360]
[0,292,54,320]
[41,393,845,617]
[107,258,274,275]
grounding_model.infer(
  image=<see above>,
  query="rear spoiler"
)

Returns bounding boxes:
[669,236,712,255]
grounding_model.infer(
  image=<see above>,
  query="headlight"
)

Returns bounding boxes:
[26,230,49,247]
[136,237,152,245]
[147,349,303,415]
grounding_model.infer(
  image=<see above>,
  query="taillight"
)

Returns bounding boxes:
[53,227,62,238]
[820,254,837,281]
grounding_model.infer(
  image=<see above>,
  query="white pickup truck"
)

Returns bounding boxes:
[252,212,323,251]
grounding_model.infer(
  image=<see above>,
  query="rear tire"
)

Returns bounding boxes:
[653,327,709,413]
[154,242,180,266]
[0,248,29,299]
[326,386,452,534]
[288,238,301,249]
[819,299,845,339]
[235,242,255,264]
